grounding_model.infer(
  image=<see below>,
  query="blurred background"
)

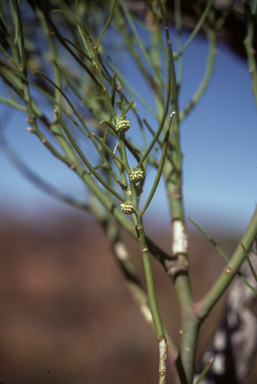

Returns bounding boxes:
[2,211,256,384]
[0,0,257,383]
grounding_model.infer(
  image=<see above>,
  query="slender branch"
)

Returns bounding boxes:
[0,134,89,211]
[174,0,183,87]
[119,0,164,86]
[189,216,257,295]
[244,0,257,107]
[142,114,173,214]
[136,32,173,169]
[102,55,159,120]
[55,109,126,202]
[239,242,257,284]
[40,5,103,89]
[175,0,214,58]
[136,213,165,342]
[194,356,214,384]
[180,22,217,121]
[92,132,124,166]
[95,213,178,361]
[95,0,118,49]
[196,207,257,320]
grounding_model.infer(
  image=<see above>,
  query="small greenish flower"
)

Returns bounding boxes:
[116,114,131,133]
[129,168,145,183]
[120,201,136,214]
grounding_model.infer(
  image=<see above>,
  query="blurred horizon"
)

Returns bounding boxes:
[0,204,257,384]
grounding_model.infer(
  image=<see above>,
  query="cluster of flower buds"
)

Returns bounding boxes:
[116,114,145,215]
[120,201,136,214]
[116,114,131,133]
[129,168,145,183]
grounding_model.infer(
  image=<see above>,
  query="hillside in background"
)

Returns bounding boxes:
[0,210,256,384]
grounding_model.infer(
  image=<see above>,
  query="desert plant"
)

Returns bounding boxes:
[0,1,257,383]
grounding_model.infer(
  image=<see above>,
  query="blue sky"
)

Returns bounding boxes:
[0,25,256,234]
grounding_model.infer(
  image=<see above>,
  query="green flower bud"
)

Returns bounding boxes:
[116,114,131,133]
[120,201,136,214]
[129,168,145,183]
[127,186,132,196]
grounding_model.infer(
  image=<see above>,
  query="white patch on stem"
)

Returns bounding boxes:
[159,338,168,384]
[172,220,187,254]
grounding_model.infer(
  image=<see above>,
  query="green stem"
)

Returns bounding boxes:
[98,215,178,359]
[0,134,89,211]
[58,34,91,60]
[189,217,257,295]
[197,207,257,319]
[136,213,165,342]
[143,118,177,169]
[194,356,214,384]
[3,68,91,134]
[37,10,81,164]
[157,3,199,382]
[41,5,103,89]
[92,132,124,166]
[239,242,257,285]
[102,55,159,120]
[244,0,257,107]
[32,70,90,133]
[95,0,118,49]
[94,51,117,120]
[175,0,214,58]
[0,96,26,111]
[118,132,131,174]
[91,132,129,188]
[119,0,164,86]
[55,110,126,202]
[122,99,135,116]
[13,0,26,73]
[180,23,217,121]
[136,35,172,169]
[174,0,183,87]
[142,116,172,214]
